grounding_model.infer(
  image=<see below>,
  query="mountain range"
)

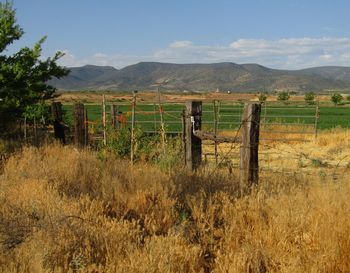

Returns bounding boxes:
[49,62,350,92]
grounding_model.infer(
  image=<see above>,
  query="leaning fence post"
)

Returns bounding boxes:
[74,103,87,147]
[185,101,202,171]
[240,103,261,190]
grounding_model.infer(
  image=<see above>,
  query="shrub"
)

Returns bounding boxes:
[331,92,343,105]
[277,91,290,102]
[257,93,268,103]
[304,92,315,105]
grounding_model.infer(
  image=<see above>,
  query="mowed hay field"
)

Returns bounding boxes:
[1,130,350,272]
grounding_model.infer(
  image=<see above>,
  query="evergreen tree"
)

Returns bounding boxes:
[0,1,68,130]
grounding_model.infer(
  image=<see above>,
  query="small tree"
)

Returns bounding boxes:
[257,92,267,103]
[277,91,290,102]
[304,92,315,105]
[331,93,343,106]
[0,2,68,131]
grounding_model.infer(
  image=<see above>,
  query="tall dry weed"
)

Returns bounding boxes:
[1,144,350,272]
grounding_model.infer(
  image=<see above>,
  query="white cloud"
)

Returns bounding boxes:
[58,49,85,67]
[57,37,350,69]
[93,52,108,58]
[169,40,193,48]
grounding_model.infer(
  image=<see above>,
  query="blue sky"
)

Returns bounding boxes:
[8,0,350,69]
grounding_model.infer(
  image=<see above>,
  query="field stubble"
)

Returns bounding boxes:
[0,130,350,272]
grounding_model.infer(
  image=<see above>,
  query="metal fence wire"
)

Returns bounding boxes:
[76,97,349,178]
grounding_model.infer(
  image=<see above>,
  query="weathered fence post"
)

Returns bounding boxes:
[51,102,66,144]
[157,86,166,153]
[84,108,89,146]
[130,91,137,164]
[111,104,119,129]
[74,103,87,147]
[102,94,107,145]
[240,103,261,190]
[314,103,320,139]
[213,100,219,166]
[182,108,186,165]
[185,101,202,171]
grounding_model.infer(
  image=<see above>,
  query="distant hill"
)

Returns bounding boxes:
[49,62,350,92]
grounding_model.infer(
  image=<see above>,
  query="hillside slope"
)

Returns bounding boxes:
[49,62,350,92]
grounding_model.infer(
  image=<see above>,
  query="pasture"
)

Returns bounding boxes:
[62,102,350,131]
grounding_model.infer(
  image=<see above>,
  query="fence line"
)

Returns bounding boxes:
[58,96,349,191]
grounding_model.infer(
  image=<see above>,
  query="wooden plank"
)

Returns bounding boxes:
[185,101,202,171]
[74,103,86,147]
[240,103,261,189]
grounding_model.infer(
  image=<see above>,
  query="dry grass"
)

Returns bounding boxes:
[204,128,350,177]
[1,143,350,272]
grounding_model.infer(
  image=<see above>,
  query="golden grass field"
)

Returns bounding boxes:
[1,129,350,272]
[203,128,350,175]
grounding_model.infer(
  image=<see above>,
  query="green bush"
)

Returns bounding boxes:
[331,93,343,105]
[277,91,290,102]
[304,92,315,105]
[100,127,183,169]
[257,93,268,103]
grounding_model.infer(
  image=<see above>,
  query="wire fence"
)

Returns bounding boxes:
[59,96,350,179]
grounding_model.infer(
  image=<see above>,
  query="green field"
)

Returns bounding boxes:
[62,102,350,133]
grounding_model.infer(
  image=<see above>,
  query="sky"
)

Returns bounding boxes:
[7,0,350,69]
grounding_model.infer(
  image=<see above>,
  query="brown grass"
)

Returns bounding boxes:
[1,143,350,272]
[203,128,350,177]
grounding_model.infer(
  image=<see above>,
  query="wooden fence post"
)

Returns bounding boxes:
[182,108,186,165]
[51,102,66,144]
[51,102,63,121]
[74,103,87,147]
[84,108,89,146]
[130,91,137,164]
[213,100,219,166]
[111,104,119,129]
[240,103,261,190]
[102,94,107,145]
[185,101,202,171]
